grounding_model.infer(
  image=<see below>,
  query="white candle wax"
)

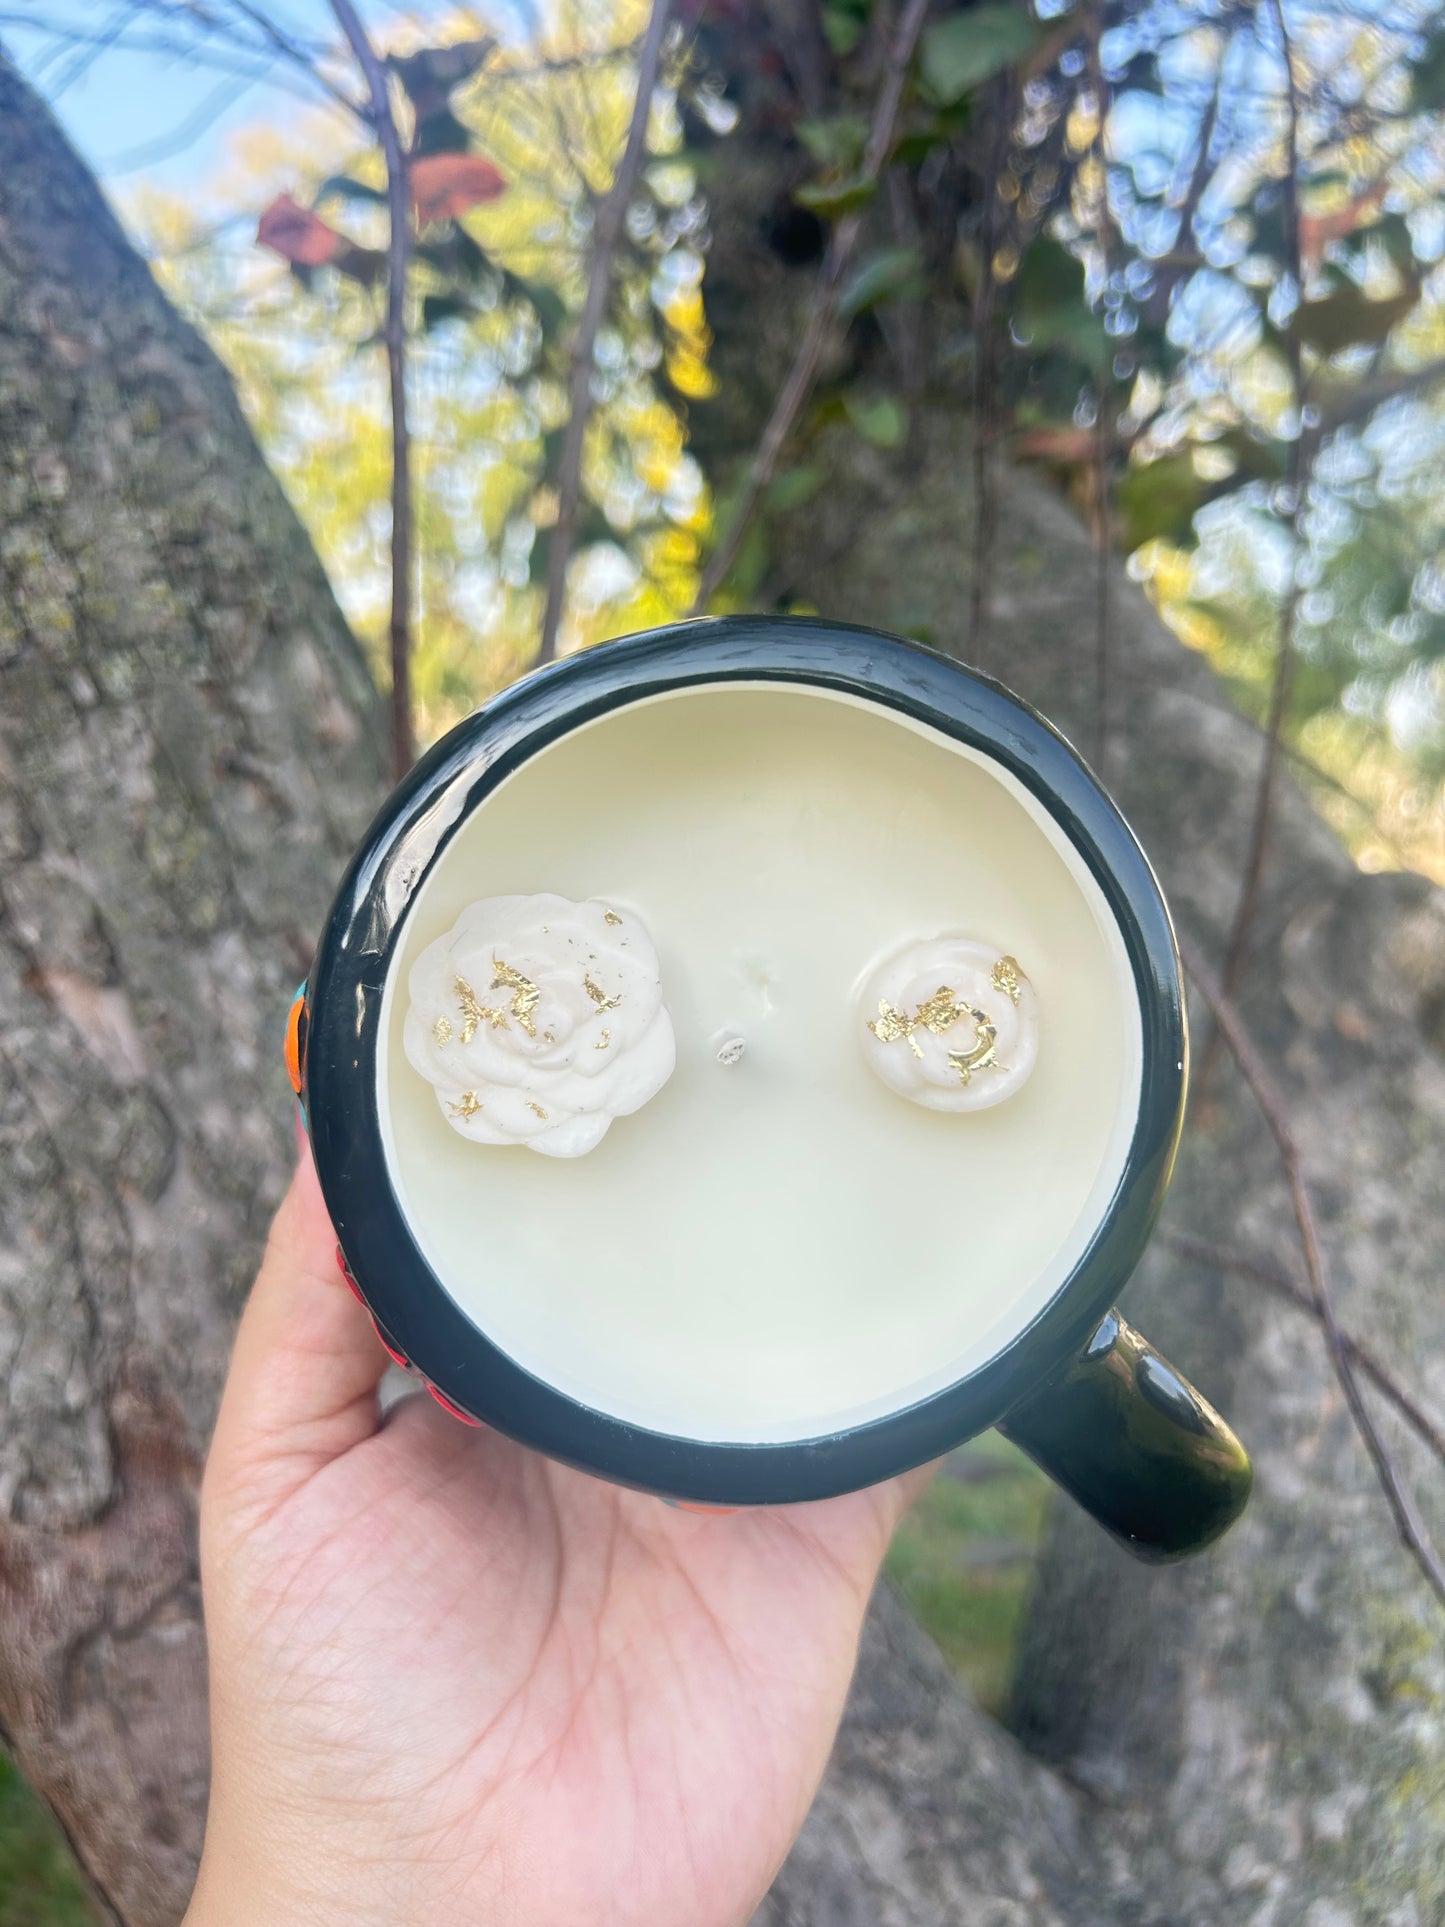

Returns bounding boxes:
[377,684,1143,1444]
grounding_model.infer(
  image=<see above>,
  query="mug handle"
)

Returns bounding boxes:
[997,1309,1252,1561]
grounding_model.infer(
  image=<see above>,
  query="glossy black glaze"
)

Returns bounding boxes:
[303,615,1244,1543]
[1000,1310,1253,1559]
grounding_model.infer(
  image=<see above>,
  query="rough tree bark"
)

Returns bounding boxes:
[0,54,385,1925]
[2,31,1443,1927]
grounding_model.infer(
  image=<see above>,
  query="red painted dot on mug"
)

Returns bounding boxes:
[334,1247,366,1305]
[369,1318,410,1371]
[426,1383,483,1427]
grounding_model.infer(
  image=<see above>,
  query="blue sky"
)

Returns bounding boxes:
[8,0,348,187]
[6,3,541,191]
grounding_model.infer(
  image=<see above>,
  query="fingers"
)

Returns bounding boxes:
[207,1127,387,1514]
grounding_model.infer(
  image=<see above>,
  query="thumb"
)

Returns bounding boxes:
[207,1125,388,1518]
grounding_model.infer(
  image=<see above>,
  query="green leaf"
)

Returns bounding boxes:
[389,37,497,95]
[1410,31,1445,112]
[1291,284,1418,356]
[505,273,567,338]
[1116,454,1206,547]
[919,7,1040,106]
[796,115,869,171]
[795,173,877,218]
[422,291,473,332]
[720,517,770,603]
[1011,236,1108,365]
[330,242,386,288]
[838,246,927,317]
[1215,429,1288,485]
[414,226,491,285]
[767,466,825,513]
[389,37,497,152]
[891,119,962,166]
[540,425,566,474]
[844,392,907,448]
[822,9,865,55]
[409,110,473,159]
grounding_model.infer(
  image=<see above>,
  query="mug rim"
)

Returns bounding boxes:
[304,615,1187,1504]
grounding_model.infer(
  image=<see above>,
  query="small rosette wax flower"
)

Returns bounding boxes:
[859,937,1038,1113]
[404,894,675,1158]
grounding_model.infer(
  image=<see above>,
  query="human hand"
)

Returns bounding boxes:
[186,1138,931,1927]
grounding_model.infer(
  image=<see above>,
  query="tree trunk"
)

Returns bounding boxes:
[0,54,385,1925]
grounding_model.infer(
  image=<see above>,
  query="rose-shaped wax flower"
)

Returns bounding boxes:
[403,894,675,1158]
[859,937,1038,1114]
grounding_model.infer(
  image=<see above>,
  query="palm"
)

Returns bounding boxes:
[198,1166,919,1927]
[226,1406,899,1927]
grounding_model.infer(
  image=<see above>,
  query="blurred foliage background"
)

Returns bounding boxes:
[27,0,1438,870]
[2,0,1444,1915]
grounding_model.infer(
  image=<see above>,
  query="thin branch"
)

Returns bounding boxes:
[1317,357,1445,435]
[1138,53,1223,336]
[117,0,361,113]
[104,69,255,174]
[967,77,1010,661]
[221,0,361,114]
[1177,933,1445,1610]
[1202,0,1308,1090]
[330,0,414,779]
[0,10,295,84]
[689,0,931,615]
[535,0,673,668]
[1085,4,1117,771]
[1091,378,1111,769]
[492,40,645,84]
[1159,1229,1445,1470]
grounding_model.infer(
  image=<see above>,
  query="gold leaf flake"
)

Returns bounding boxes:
[868,999,925,1059]
[526,1100,548,1120]
[433,1015,452,1047]
[491,957,540,1037]
[595,1028,611,1050]
[603,909,623,925]
[991,956,1024,1005]
[914,985,968,1036]
[947,1006,1000,1084]
[584,974,622,1014]
[454,974,507,1044]
[448,1090,483,1120]
[870,984,1006,1079]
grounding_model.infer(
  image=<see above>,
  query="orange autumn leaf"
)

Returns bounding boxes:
[1014,424,1094,463]
[410,153,507,225]
[256,193,348,268]
[1299,182,1389,269]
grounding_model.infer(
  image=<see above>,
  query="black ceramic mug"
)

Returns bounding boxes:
[289,617,1251,1558]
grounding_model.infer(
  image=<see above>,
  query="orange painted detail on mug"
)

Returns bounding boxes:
[671,1502,738,1516]
[426,1384,483,1427]
[284,987,308,1098]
